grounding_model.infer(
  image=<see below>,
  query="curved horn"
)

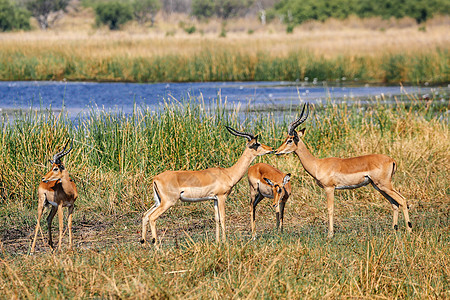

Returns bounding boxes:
[225,126,255,141]
[52,139,73,163]
[288,103,310,135]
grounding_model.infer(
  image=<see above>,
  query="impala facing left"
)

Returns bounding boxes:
[31,140,78,254]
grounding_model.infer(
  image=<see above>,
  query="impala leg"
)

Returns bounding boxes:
[57,204,64,252]
[67,205,74,249]
[141,204,158,244]
[279,200,286,233]
[31,199,45,254]
[217,195,227,242]
[214,199,220,242]
[251,193,263,240]
[325,187,335,238]
[148,203,171,246]
[275,205,280,231]
[46,206,57,249]
[372,182,412,233]
[392,203,399,230]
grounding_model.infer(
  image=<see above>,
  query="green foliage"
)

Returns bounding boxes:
[184,25,196,34]
[192,0,214,18]
[131,0,160,26]
[286,23,294,33]
[0,48,448,83]
[192,0,253,19]
[0,0,30,31]
[95,1,133,30]
[26,0,69,29]
[272,0,450,24]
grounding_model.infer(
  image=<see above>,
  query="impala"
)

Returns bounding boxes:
[275,103,412,237]
[141,126,274,245]
[248,163,291,239]
[31,140,78,253]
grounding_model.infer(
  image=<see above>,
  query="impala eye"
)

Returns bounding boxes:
[53,168,58,171]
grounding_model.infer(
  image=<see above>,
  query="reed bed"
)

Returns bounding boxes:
[1,25,449,83]
[0,98,449,298]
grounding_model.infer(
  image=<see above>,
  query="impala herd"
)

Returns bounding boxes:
[30,103,412,253]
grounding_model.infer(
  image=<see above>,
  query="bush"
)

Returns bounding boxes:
[192,0,252,19]
[95,1,133,30]
[272,0,450,25]
[26,0,69,30]
[132,0,160,26]
[0,0,30,31]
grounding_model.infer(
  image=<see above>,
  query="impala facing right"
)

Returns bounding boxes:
[275,103,412,237]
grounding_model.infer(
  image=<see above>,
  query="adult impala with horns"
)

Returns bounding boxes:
[31,140,78,253]
[275,103,412,237]
[141,126,274,246]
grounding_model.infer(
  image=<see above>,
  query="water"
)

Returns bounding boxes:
[0,81,447,117]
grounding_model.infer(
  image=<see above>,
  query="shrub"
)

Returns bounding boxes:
[0,0,30,31]
[271,0,450,25]
[132,0,160,26]
[192,0,252,19]
[184,25,196,34]
[95,1,133,30]
[26,0,69,30]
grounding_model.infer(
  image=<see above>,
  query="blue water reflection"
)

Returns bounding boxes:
[0,81,446,116]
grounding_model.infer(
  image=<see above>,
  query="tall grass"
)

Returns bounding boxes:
[1,48,448,83]
[1,27,449,83]
[0,98,448,298]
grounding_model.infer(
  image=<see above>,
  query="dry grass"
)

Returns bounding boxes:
[0,99,448,298]
[1,12,449,83]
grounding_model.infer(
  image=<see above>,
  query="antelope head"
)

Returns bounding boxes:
[275,103,309,155]
[263,174,291,208]
[42,139,73,183]
[225,126,273,155]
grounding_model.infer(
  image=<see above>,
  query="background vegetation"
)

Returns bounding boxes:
[0,98,449,297]
[271,0,450,25]
[0,0,30,31]
[0,0,449,31]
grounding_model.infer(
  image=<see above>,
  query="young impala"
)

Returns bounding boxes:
[141,126,274,246]
[248,163,291,239]
[31,140,78,253]
[275,103,412,237]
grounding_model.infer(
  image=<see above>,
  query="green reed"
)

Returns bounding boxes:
[1,48,448,83]
[0,98,448,298]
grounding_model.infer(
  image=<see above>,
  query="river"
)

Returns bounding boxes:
[0,81,448,117]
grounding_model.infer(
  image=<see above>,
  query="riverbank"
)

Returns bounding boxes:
[1,22,449,83]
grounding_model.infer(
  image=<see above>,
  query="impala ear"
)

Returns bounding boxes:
[298,128,306,137]
[283,173,291,186]
[263,178,274,186]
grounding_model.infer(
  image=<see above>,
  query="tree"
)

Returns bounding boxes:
[132,0,161,26]
[192,0,252,19]
[26,0,69,30]
[191,0,214,18]
[0,0,30,31]
[95,1,133,30]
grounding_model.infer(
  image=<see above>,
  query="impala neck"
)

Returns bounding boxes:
[294,140,320,179]
[60,169,76,195]
[227,147,257,185]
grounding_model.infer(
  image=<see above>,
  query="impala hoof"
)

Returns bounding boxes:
[151,238,156,244]
[140,239,145,244]
[394,225,398,230]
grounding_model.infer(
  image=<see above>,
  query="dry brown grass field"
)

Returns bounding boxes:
[1,11,449,83]
[0,99,449,298]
